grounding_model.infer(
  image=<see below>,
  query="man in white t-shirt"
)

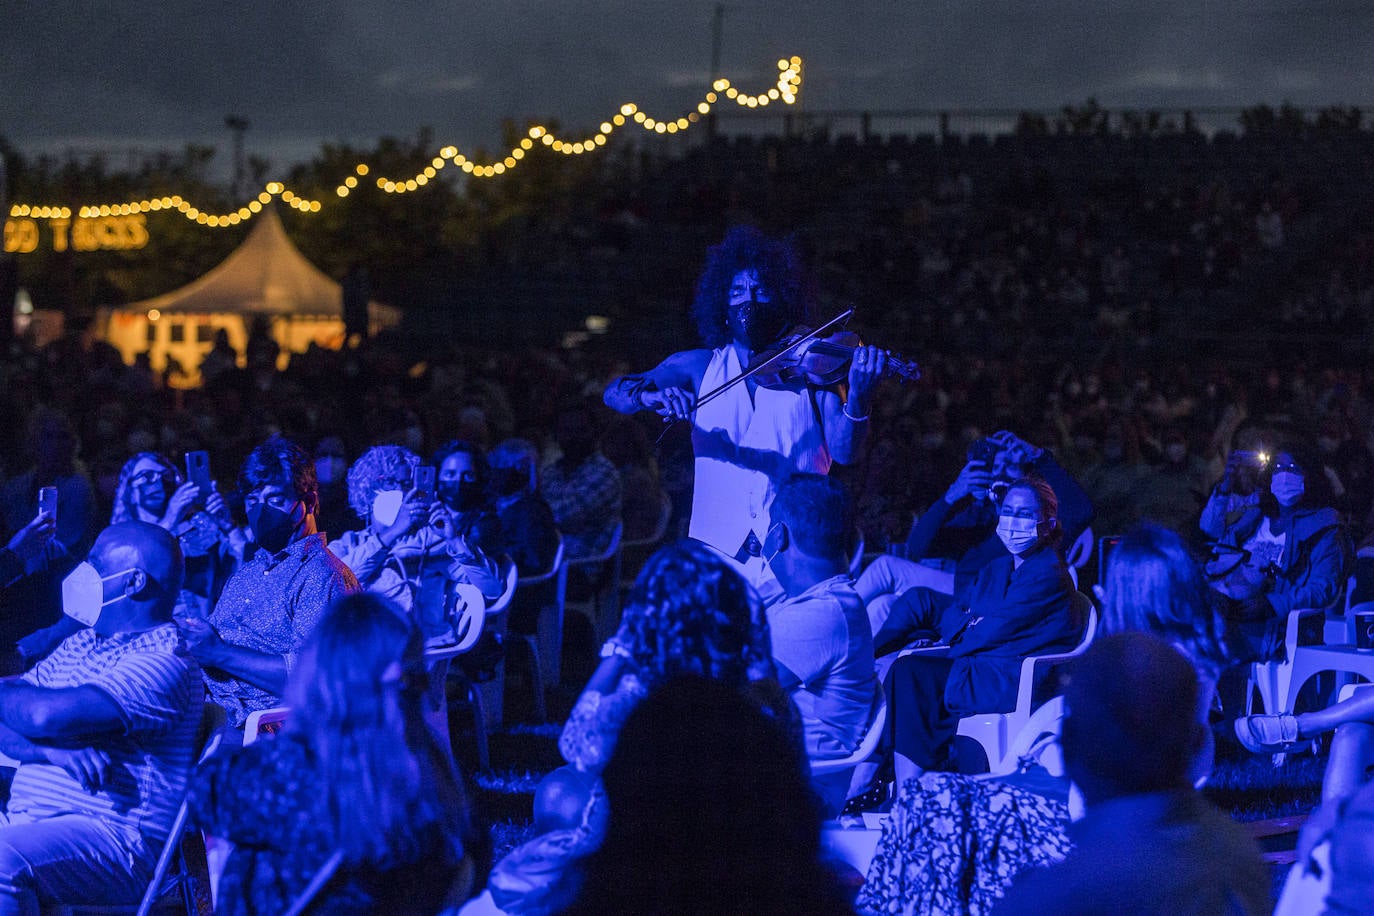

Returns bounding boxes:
[0,522,202,912]
[760,474,877,816]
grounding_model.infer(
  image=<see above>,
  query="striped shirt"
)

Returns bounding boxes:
[10,623,202,843]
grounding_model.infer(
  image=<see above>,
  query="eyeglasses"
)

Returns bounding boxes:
[1273,463,1303,474]
[130,470,171,485]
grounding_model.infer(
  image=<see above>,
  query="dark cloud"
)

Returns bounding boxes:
[5,1,1373,174]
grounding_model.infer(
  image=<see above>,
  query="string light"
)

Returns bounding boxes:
[7,57,803,225]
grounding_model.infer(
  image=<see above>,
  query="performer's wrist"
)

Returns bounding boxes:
[842,401,871,423]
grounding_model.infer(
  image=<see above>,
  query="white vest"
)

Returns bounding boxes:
[688,346,832,555]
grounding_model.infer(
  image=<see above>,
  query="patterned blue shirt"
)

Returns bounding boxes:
[206,534,358,727]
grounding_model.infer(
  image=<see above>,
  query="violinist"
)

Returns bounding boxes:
[603,226,888,600]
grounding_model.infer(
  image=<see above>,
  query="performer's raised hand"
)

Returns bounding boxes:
[641,385,697,421]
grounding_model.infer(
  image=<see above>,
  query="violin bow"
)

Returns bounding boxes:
[693,307,856,413]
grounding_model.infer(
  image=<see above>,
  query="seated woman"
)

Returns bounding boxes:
[109,452,242,613]
[1205,445,1349,663]
[1098,523,1231,786]
[482,540,776,915]
[330,445,502,647]
[190,593,471,915]
[859,522,1225,914]
[433,440,502,559]
[882,476,1083,788]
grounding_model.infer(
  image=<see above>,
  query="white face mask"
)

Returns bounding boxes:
[371,489,405,527]
[62,561,136,627]
[1271,471,1305,507]
[996,515,1040,555]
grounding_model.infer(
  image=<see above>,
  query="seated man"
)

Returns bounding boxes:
[995,633,1268,915]
[0,521,203,911]
[762,473,877,817]
[180,436,359,730]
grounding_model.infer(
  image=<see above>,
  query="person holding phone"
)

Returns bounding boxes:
[109,452,241,612]
[855,431,1092,638]
[330,445,502,648]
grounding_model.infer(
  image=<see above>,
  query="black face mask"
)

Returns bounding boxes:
[439,480,484,512]
[247,502,303,554]
[728,299,789,352]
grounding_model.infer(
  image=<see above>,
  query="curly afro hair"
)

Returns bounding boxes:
[690,226,817,349]
[618,539,774,689]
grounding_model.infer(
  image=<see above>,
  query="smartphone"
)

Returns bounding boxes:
[413,465,436,500]
[37,486,58,522]
[185,450,212,490]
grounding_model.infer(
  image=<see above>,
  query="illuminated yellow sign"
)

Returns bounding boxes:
[3,214,149,253]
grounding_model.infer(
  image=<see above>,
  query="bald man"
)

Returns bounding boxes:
[0,521,203,913]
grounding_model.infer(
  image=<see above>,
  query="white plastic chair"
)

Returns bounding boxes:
[956,598,1098,775]
[457,562,520,770]
[1065,525,1094,574]
[812,692,888,778]
[617,492,673,595]
[1245,578,1355,716]
[243,706,290,745]
[514,536,568,722]
[564,522,624,648]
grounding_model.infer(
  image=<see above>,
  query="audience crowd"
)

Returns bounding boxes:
[5,127,1374,912]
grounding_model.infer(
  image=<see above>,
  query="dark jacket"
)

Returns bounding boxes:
[906,451,1095,599]
[1217,505,1350,615]
[939,547,1084,715]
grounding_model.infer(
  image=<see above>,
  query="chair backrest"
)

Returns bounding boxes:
[132,732,226,916]
[518,534,566,587]
[1016,600,1098,713]
[847,528,866,578]
[449,583,488,655]
[243,707,290,746]
[485,560,520,616]
[567,522,624,569]
[810,689,888,775]
[1066,524,1094,570]
[1000,695,1066,778]
[623,491,672,550]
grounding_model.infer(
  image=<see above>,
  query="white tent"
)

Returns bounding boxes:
[102,207,398,385]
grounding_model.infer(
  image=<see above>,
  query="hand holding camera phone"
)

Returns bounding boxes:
[37,486,58,523]
[185,450,213,491]
[413,465,436,503]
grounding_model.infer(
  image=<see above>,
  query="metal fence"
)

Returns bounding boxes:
[707,106,1355,143]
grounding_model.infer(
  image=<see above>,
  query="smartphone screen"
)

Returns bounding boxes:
[413,465,436,500]
[38,486,58,522]
[185,451,212,490]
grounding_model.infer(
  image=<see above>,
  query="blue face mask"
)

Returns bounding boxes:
[1271,471,1305,507]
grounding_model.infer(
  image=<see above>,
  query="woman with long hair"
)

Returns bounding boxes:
[1098,522,1230,785]
[482,540,780,916]
[191,593,471,915]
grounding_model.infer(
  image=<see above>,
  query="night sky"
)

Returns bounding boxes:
[5,1,1373,177]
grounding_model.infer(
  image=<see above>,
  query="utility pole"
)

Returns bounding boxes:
[708,4,725,142]
[0,153,13,348]
[225,115,249,201]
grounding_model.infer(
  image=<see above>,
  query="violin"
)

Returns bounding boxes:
[694,308,919,413]
[747,328,921,389]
